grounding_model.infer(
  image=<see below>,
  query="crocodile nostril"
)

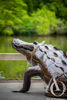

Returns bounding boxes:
[33,41,38,45]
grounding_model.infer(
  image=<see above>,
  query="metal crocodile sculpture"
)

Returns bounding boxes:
[12,39,67,97]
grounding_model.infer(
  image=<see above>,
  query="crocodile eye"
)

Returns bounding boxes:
[33,41,38,45]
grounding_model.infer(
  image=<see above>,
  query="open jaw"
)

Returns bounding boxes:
[12,43,34,52]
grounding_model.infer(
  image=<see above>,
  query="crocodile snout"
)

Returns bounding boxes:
[12,39,23,46]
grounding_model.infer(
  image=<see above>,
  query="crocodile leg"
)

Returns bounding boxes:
[13,65,43,93]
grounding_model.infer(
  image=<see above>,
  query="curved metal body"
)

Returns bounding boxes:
[12,39,67,97]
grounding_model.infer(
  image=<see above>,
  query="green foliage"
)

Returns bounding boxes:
[0,61,27,79]
[0,0,67,35]
[0,0,28,35]
[30,6,60,35]
[46,0,67,20]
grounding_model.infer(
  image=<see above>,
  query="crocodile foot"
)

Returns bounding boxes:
[12,90,27,93]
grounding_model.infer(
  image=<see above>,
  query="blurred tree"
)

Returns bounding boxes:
[0,0,67,35]
[0,0,28,35]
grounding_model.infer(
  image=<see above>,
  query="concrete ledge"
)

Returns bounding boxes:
[0,79,42,83]
[0,53,26,60]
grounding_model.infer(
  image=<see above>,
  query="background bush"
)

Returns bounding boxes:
[0,0,67,35]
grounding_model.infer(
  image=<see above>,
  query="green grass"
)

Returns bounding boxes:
[0,36,67,79]
[0,60,30,79]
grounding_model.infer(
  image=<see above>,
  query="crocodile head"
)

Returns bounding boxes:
[12,39,45,65]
